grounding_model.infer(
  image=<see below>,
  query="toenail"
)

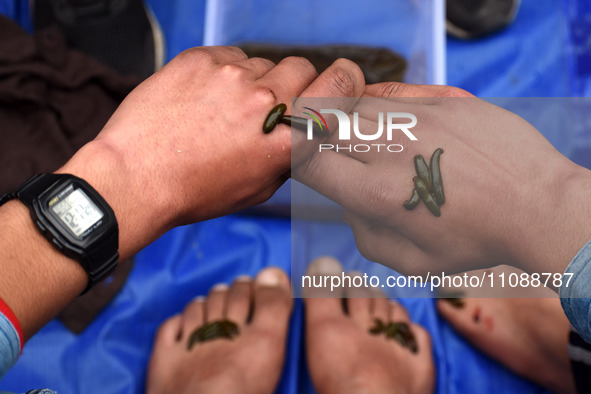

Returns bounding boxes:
[257,269,281,287]
[193,296,206,302]
[310,257,343,275]
[212,283,229,291]
[235,275,251,282]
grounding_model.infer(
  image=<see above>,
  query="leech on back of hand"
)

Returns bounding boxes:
[263,103,287,133]
[263,103,325,135]
[403,148,445,217]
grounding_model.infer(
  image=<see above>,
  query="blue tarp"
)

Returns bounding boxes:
[2,0,591,392]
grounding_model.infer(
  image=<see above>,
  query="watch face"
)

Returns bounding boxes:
[49,186,104,237]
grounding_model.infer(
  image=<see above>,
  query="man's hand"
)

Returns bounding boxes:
[293,83,591,281]
[61,46,365,258]
[0,46,366,339]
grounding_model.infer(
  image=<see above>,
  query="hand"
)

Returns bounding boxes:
[60,46,365,258]
[293,83,591,280]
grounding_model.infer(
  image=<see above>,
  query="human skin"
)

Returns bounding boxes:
[293,83,591,288]
[0,46,366,341]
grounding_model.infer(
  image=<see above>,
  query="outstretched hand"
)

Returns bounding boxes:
[293,83,591,280]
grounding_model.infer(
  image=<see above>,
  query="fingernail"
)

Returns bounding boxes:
[257,269,281,287]
[235,275,251,282]
[193,296,206,303]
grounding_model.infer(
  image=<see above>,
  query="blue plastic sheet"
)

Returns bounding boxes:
[1,0,591,392]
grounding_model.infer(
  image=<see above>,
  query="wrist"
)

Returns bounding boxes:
[57,139,172,259]
[508,162,591,280]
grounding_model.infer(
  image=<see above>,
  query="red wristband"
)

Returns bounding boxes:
[0,296,24,353]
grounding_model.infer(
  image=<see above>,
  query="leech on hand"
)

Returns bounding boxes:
[403,188,420,210]
[414,155,432,190]
[403,148,445,217]
[263,103,287,133]
[413,176,441,217]
[430,148,445,205]
[263,103,324,135]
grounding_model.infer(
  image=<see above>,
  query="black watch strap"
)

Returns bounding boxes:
[0,174,60,205]
[1,174,119,293]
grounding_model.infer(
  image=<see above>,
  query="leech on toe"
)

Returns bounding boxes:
[187,319,240,350]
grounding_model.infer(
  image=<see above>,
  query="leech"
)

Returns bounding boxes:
[403,188,420,210]
[263,103,288,133]
[390,323,418,354]
[369,319,418,353]
[263,103,325,135]
[403,148,445,217]
[187,320,240,350]
[430,148,445,205]
[414,155,432,190]
[369,318,386,335]
[413,177,441,217]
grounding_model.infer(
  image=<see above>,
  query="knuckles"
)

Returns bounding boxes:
[323,58,364,97]
[217,63,252,82]
[249,87,278,109]
[280,56,318,77]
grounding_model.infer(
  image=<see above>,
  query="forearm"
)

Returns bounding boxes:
[0,140,171,340]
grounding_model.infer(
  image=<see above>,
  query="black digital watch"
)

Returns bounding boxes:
[0,174,119,293]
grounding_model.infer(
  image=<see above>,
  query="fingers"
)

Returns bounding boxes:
[289,59,366,165]
[299,58,365,101]
[176,46,248,66]
[258,56,319,103]
[343,211,430,276]
[238,57,276,79]
[294,148,367,205]
[364,82,473,99]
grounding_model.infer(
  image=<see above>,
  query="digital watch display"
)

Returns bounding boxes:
[0,174,119,293]
[49,186,104,238]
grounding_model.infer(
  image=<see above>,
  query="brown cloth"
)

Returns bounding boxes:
[0,15,140,194]
[0,16,141,333]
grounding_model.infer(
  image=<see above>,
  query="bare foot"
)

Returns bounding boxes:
[437,297,575,394]
[146,267,292,394]
[304,257,435,394]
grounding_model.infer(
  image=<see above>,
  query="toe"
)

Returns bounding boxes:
[436,298,478,338]
[304,257,347,322]
[226,276,254,324]
[410,323,431,356]
[389,299,410,323]
[181,297,206,339]
[371,294,390,322]
[250,267,292,332]
[206,283,229,322]
[346,272,373,325]
[156,314,183,346]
